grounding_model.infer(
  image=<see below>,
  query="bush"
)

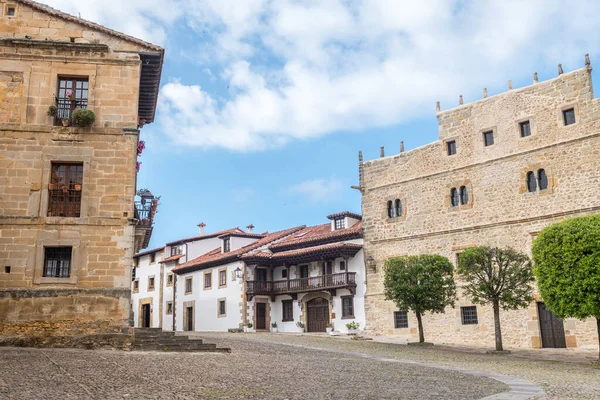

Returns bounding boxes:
[47,105,58,117]
[71,108,95,127]
[345,321,360,330]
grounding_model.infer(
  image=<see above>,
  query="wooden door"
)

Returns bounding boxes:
[324,261,333,286]
[307,298,329,332]
[537,302,566,348]
[141,304,151,328]
[186,306,194,331]
[300,265,309,278]
[256,303,267,330]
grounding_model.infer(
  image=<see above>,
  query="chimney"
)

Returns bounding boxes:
[197,222,206,236]
[246,224,254,233]
[400,141,404,153]
[533,72,538,83]
[380,146,385,158]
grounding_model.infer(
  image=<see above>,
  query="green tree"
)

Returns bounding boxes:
[532,214,600,360]
[458,247,534,351]
[383,255,456,343]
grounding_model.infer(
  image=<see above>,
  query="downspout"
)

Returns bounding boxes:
[172,274,176,331]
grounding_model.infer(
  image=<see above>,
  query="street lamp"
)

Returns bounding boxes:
[366,256,376,272]
[234,266,243,280]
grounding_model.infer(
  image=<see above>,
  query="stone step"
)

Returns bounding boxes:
[132,343,228,352]
[134,338,203,345]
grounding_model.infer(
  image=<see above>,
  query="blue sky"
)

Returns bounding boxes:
[46,0,600,247]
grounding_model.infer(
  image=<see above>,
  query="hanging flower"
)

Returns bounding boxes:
[137,140,145,156]
[136,161,141,172]
[66,90,75,100]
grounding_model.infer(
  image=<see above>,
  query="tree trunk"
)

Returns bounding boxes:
[493,300,503,351]
[416,311,425,343]
[596,317,600,361]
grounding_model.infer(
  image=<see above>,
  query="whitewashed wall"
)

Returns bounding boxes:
[131,250,163,328]
[161,263,176,330]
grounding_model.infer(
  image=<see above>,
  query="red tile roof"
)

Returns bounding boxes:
[268,221,363,252]
[172,226,305,274]
[134,246,164,259]
[166,227,247,246]
[242,243,363,264]
[326,211,362,220]
[218,232,266,239]
[159,254,184,264]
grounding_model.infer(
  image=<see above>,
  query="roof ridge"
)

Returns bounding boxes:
[15,0,163,52]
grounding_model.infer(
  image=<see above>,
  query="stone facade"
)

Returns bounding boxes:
[0,0,163,343]
[361,62,600,350]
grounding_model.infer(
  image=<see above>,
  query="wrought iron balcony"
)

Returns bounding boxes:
[133,189,159,253]
[54,97,88,126]
[246,272,356,300]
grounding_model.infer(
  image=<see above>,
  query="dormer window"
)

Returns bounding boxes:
[334,217,345,230]
[223,238,231,253]
[171,246,182,256]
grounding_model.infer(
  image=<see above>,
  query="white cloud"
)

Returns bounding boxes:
[288,178,344,204]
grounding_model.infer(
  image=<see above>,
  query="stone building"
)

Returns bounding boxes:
[360,59,599,350]
[0,0,163,343]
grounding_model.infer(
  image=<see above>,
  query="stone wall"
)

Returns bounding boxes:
[361,65,600,350]
[0,71,23,124]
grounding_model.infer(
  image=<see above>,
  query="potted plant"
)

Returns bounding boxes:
[61,117,69,127]
[61,184,69,193]
[48,183,56,190]
[47,105,58,117]
[346,321,360,335]
[271,322,278,333]
[326,322,333,333]
[296,321,305,333]
[71,108,95,127]
[246,322,255,333]
[74,183,82,191]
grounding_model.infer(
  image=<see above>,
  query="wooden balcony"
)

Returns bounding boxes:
[246,272,356,300]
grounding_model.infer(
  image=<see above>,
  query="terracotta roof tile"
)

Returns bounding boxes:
[241,243,363,264]
[134,246,164,259]
[166,227,246,246]
[268,221,362,252]
[159,254,184,263]
[326,211,362,220]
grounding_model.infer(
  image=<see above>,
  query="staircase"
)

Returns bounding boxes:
[133,328,230,352]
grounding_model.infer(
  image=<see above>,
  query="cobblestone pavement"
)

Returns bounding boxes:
[194,333,599,400]
[0,334,509,400]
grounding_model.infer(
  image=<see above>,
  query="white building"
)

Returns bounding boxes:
[171,212,366,334]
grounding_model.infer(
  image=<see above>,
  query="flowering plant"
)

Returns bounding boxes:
[137,140,145,155]
[136,161,141,172]
[66,90,75,100]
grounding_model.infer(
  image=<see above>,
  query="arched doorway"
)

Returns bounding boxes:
[306,297,329,332]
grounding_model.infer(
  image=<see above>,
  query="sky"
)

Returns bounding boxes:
[44,0,600,248]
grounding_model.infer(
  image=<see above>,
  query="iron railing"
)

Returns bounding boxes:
[47,187,82,217]
[247,272,356,296]
[55,97,88,126]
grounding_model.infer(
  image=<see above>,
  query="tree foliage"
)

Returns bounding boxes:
[384,255,456,342]
[458,247,534,310]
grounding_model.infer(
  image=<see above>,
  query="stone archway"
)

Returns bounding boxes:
[300,292,332,332]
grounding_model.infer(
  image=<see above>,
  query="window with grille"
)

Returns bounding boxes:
[520,121,531,137]
[334,217,345,230]
[446,140,456,155]
[394,311,408,328]
[219,270,226,287]
[43,247,72,278]
[563,108,575,126]
[282,300,293,321]
[342,296,354,318]
[48,163,83,217]
[299,265,309,279]
[204,272,212,288]
[527,171,537,192]
[461,306,478,325]
[132,266,136,281]
[223,238,230,253]
[56,77,88,124]
[218,300,226,316]
[166,302,173,315]
[185,277,192,294]
[394,199,402,217]
[538,169,548,190]
[450,188,459,207]
[460,186,469,205]
[483,131,494,146]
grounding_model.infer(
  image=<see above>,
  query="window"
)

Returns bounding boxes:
[519,121,531,137]
[334,217,345,230]
[450,188,459,207]
[223,238,230,253]
[4,266,11,274]
[461,306,478,325]
[166,302,173,315]
[150,253,156,263]
[185,277,193,294]
[281,269,288,279]
[219,269,226,287]
[341,296,354,318]
[133,279,139,292]
[483,131,494,146]
[299,265,309,279]
[446,140,456,156]
[148,276,155,290]
[340,261,346,271]
[282,300,293,321]
[171,246,182,256]
[56,77,88,123]
[218,299,226,316]
[459,186,469,205]
[526,171,537,193]
[43,247,72,277]
[538,169,548,191]
[131,266,136,281]
[134,257,139,268]
[204,272,212,289]
[7,6,15,16]
[167,273,174,287]
[48,163,83,217]
[255,268,268,282]
[387,200,394,218]
[394,311,408,328]
[563,108,576,126]
[394,199,402,217]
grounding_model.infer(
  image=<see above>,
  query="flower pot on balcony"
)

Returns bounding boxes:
[74,184,82,191]
[48,183,56,190]
[326,327,332,333]
[61,185,69,193]
[61,118,69,127]
[271,327,278,333]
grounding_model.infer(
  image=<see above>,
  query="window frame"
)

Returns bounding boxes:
[133,279,139,293]
[281,268,288,279]
[282,299,294,322]
[483,130,494,147]
[47,162,83,218]
[387,200,394,219]
[166,273,174,287]
[55,76,89,125]
[166,301,173,315]
[450,188,460,207]
[563,108,576,126]
[185,276,193,294]
[299,265,309,279]
[459,186,469,205]
[461,306,478,325]
[334,217,345,230]
[148,275,155,291]
[519,120,531,137]
[394,199,402,217]
[218,268,227,288]
[339,261,346,271]
[341,295,355,319]
[446,140,457,156]
[217,298,227,317]
[526,171,537,193]
[537,169,548,191]
[223,238,231,253]
[150,253,156,264]
[42,247,72,278]
[394,311,409,329]
[204,271,212,289]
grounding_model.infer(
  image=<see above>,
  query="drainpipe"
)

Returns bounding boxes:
[242,262,248,328]
[172,274,177,331]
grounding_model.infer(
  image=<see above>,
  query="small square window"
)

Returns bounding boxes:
[223,238,231,253]
[563,108,576,126]
[150,253,156,263]
[7,7,15,16]
[483,131,494,146]
[394,311,408,329]
[166,302,173,315]
[519,121,531,137]
[340,261,346,271]
[218,300,226,316]
[133,280,139,292]
[461,306,478,325]
[341,296,354,318]
[282,300,293,321]
[281,269,288,279]
[43,247,72,278]
[148,276,155,290]
[167,273,174,286]
[219,270,226,287]
[446,140,456,156]
[334,217,345,230]
[4,266,11,274]
[204,272,212,289]
[185,277,193,294]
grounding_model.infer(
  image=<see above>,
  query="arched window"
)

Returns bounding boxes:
[526,171,537,192]
[387,200,394,218]
[538,169,548,191]
[394,199,402,217]
[450,188,459,207]
[460,186,469,205]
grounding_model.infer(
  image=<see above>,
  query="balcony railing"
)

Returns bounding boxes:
[54,97,88,126]
[47,187,82,217]
[247,272,356,298]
